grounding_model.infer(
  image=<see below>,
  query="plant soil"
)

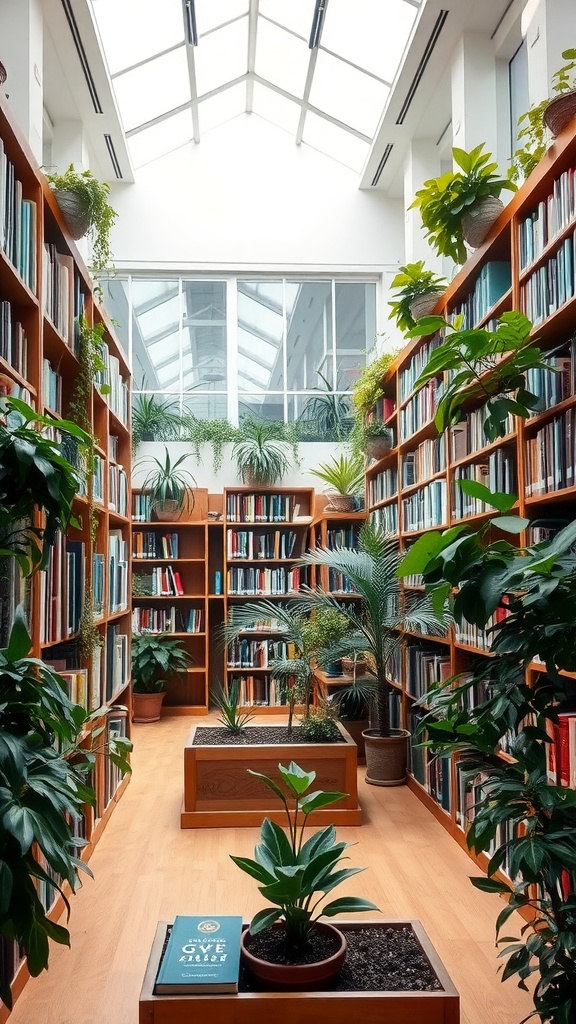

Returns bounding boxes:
[240,926,443,992]
[193,726,344,746]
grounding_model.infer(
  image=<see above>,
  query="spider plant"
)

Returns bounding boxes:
[137,448,197,516]
[131,393,181,449]
[301,373,352,440]
[232,421,291,486]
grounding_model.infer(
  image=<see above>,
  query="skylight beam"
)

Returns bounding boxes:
[318,45,392,86]
[110,41,185,80]
[246,0,259,112]
[126,76,248,138]
[181,0,200,142]
[295,48,318,146]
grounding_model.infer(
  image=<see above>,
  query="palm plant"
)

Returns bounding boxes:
[232,421,291,486]
[310,453,365,498]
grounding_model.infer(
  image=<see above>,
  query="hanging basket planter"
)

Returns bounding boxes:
[543,89,576,138]
[461,195,504,250]
[52,189,93,240]
[409,291,440,322]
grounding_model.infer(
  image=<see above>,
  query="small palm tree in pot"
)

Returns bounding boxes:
[310,453,365,513]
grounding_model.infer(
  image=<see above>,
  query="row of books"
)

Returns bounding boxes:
[400,379,442,442]
[519,164,576,269]
[406,644,451,699]
[108,529,129,615]
[452,407,514,462]
[452,449,515,518]
[103,624,129,702]
[455,759,516,876]
[131,606,203,633]
[368,467,397,506]
[93,552,105,620]
[226,529,298,560]
[449,262,511,328]
[227,674,287,706]
[227,566,303,596]
[520,233,575,325]
[43,243,75,343]
[402,435,446,487]
[132,493,152,521]
[371,395,395,422]
[548,711,576,788]
[134,565,186,597]
[97,341,129,426]
[226,639,293,668]
[369,503,398,535]
[525,408,576,496]
[0,141,37,292]
[402,479,447,533]
[387,647,402,687]
[526,342,576,411]
[409,714,452,812]
[109,464,128,516]
[326,526,360,549]
[41,359,61,413]
[0,301,28,379]
[39,536,84,644]
[226,492,301,523]
[132,530,180,559]
[93,454,105,504]
[454,607,510,651]
[104,708,129,807]
[399,334,443,403]
[328,568,356,594]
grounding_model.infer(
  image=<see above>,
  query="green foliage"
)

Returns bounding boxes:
[131,394,181,450]
[397,511,576,1023]
[300,608,349,655]
[388,261,447,333]
[331,677,377,722]
[131,632,191,693]
[232,421,291,486]
[301,373,353,440]
[46,164,117,278]
[310,453,365,496]
[351,351,396,414]
[0,397,90,573]
[230,760,378,949]
[298,706,341,742]
[211,679,255,733]
[410,145,516,264]
[180,416,237,474]
[408,311,548,441]
[510,48,576,183]
[138,448,197,512]
[0,607,132,1007]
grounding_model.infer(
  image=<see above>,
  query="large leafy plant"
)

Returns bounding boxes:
[351,350,396,415]
[410,145,516,264]
[0,607,132,1008]
[231,761,378,949]
[388,261,447,333]
[301,373,352,440]
[131,394,181,450]
[131,633,191,693]
[138,448,197,512]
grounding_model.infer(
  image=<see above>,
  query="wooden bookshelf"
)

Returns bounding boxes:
[309,502,367,596]
[223,486,314,711]
[364,116,576,886]
[0,90,131,1019]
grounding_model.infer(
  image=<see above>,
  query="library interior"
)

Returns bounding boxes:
[1,1,576,1022]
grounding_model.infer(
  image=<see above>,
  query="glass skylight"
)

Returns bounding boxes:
[91,0,420,174]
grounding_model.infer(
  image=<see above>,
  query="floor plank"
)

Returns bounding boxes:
[8,717,534,1024]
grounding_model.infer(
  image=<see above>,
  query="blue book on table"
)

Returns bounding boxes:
[155,915,243,994]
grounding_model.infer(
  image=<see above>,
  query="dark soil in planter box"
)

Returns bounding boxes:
[193,726,344,745]
[240,925,443,992]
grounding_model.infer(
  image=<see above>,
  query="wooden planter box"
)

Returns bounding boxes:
[139,920,460,1024]
[181,722,361,828]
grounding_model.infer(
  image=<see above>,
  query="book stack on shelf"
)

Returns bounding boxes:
[0,90,132,1017]
[309,501,367,598]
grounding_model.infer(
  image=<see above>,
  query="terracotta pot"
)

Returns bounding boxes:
[409,291,440,322]
[132,691,166,723]
[461,195,503,250]
[366,435,392,461]
[362,728,410,787]
[241,922,346,989]
[53,188,92,240]
[543,89,576,138]
[325,493,355,513]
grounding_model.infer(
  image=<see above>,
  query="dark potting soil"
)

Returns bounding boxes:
[239,926,443,992]
[193,726,344,745]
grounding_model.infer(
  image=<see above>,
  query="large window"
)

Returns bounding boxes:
[103,276,378,434]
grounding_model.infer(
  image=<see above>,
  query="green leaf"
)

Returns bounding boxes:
[322,897,379,916]
[229,855,275,886]
[278,761,316,796]
[5,605,32,661]
[260,818,294,866]
[249,908,281,935]
[455,480,517,512]
[495,517,530,534]
[299,791,347,816]
[470,876,512,895]
[247,771,287,806]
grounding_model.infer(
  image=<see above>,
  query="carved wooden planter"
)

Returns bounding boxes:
[139,920,460,1023]
[181,722,361,828]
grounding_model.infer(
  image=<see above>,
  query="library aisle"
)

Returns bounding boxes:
[9,717,532,1024]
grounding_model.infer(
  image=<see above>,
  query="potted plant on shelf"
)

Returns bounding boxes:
[310,453,365,513]
[298,522,444,785]
[232,421,291,486]
[131,633,192,722]
[410,144,517,264]
[231,760,379,986]
[138,448,197,522]
[45,164,117,277]
[510,48,576,182]
[388,261,447,333]
[131,393,181,449]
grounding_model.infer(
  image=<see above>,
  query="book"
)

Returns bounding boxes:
[154,915,243,994]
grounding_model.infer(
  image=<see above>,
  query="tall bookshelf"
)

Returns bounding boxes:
[223,485,314,711]
[365,118,576,882]
[0,90,131,1017]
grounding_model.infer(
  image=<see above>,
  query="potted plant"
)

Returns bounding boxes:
[301,373,353,440]
[310,453,365,513]
[409,144,517,264]
[230,760,379,986]
[542,47,576,136]
[131,632,192,722]
[388,261,447,333]
[132,393,181,449]
[138,448,197,522]
[510,48,576,182]
[45,164,117,276]
[330,677,377,763]
[298,522,444,785]
[232,421,291,486]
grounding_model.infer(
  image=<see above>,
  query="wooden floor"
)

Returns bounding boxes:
[10,717,533,1024]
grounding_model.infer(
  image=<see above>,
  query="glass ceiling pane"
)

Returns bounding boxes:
[128,109,193,168]
[195,17,249,96]
[310,51,389,137]
[91,0,184,76]
[321,0,418,82]
[255,19,310,97]
[195,0,249,35]
[239,281,283,310]
[237,292,283,343]
[303,112,370,173]
[251,83,300,135]
[238,327,278,367]
[114,48,191,132]
[199,83,246,133]
[259,0,315,38]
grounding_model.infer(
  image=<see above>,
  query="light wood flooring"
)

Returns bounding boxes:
[9,716,533,1024]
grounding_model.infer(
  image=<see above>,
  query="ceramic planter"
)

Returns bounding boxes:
[241,922,346,988]
[460,196,503,250]
[362,728,410,787]
[408,292,441,322]
[181,722,361,827]
[325,493,356,513]
[543,89,576,137]
[132,691,166,723]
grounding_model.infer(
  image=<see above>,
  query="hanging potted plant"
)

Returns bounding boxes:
[232,421,291,486]
[45,164,117,276]
[509,48,576,183]
[388,261,447,332]
[138,448,197,522]
[542,47,576,137]
[131,633,192,722]
[410,144,516,264]
[310,453,365,513]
